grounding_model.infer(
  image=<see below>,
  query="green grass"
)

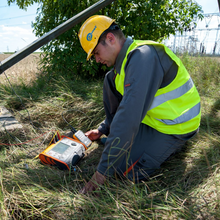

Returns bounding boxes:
[0,54,220,219]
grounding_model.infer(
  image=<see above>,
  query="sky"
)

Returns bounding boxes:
[0,0,219,53]
[0,0,39,52]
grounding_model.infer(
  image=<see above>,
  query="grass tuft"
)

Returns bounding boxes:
[0,53,220,219]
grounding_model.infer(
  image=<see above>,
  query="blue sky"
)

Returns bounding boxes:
[0,0,39,52]
[198,0,219,13]
[0,0,219,53]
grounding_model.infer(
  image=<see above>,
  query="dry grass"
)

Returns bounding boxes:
[0,54,41,85]
[0,53,220,219]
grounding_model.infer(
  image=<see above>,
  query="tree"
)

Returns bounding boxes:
[8,0,203,78]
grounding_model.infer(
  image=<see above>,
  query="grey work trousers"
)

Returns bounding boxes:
[114,123,196,183]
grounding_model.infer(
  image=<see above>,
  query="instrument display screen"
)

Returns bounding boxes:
[51,142,69,154]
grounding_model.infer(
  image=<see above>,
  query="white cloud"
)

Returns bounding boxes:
[3,36,10,40]
[2,25,33,36]
[0,24,37,52]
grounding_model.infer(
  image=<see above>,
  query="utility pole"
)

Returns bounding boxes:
[0,0,115,75]
[218,0,220,12]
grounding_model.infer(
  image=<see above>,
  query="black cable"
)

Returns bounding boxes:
[61,110,77,133]
[61,108,92,134]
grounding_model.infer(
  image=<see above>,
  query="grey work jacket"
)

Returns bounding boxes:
[97,37,196,177]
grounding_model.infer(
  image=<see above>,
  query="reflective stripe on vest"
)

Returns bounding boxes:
[149,77,194,110]
[157,102,201,125]
[115,40,201,134]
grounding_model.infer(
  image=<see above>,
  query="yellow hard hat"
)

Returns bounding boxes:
[78,15,115,60]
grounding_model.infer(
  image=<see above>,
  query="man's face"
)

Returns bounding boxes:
[92,34,118,67]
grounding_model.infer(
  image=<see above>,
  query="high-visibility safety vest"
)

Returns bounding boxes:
[115,40,201,135]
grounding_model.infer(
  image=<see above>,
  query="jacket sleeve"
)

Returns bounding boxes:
[98,69,122,136]
[97,45,168,176]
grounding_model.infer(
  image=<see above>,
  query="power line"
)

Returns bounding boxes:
[0,5,17,8]
[0,14,36,21]
[4,23,32,27]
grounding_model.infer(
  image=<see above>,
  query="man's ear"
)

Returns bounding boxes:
[106,32,116,44]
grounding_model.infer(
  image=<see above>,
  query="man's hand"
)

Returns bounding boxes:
[79,171,106,194]
[85,129,103,141]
